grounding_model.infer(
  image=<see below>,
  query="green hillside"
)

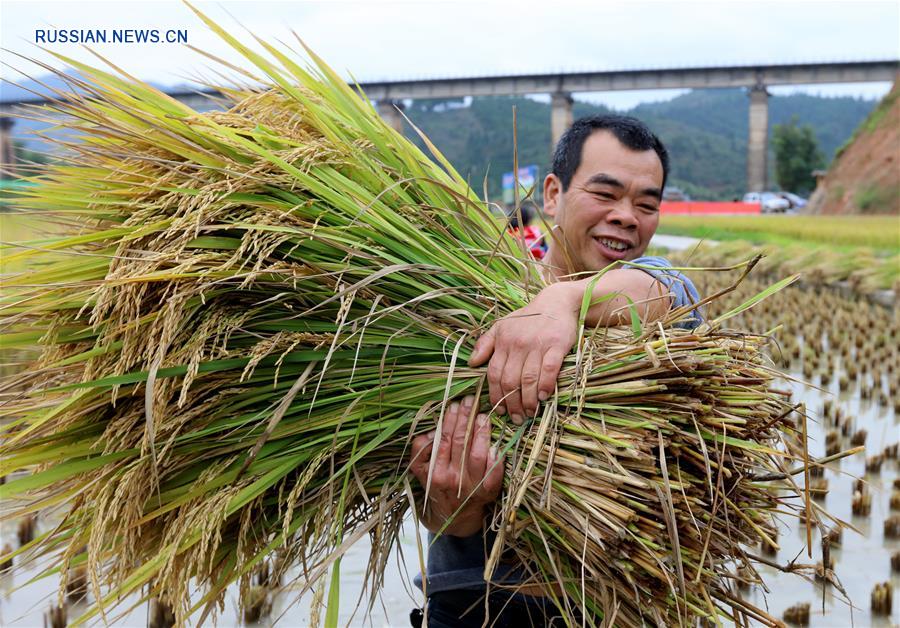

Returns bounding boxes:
[403,89,877,201]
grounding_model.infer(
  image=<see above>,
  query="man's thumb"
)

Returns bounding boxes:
[469,328,495,367]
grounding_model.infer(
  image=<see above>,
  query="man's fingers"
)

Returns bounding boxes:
[436,401,460,467]
[449,396,476,469]
[537,347,567,404]
[409,432,435,484]
[487,350,508,415]
[519,350,543,419]
[500,354,525,423]
[483,445,505,497]
[466,413,491,482]
[468,326,496,367]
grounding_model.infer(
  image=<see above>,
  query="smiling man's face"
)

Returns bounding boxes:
[543,130,663,276]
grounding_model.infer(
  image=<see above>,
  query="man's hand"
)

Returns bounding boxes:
[468,283,578,425]
[409,396,504,537]
[469,269,671,424]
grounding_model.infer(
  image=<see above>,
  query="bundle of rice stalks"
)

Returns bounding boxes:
[0,6,835,627]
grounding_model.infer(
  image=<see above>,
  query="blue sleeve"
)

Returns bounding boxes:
[623,256,704,328]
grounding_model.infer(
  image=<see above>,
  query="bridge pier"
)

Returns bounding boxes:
[746,85,769,192]
[377,100,406,133]
[551,92,573,151]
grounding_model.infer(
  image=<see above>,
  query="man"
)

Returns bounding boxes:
[408,114,701,626]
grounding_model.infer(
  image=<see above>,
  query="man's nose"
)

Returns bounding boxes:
[606,202,639,229]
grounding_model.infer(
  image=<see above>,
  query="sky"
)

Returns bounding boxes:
[1,0,898,109]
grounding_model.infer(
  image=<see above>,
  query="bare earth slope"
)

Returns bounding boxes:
[807,79,900,215]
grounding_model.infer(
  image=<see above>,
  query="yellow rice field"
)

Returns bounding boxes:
[658,215,900,251]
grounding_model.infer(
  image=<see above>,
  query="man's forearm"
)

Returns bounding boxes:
[551,269,672,327]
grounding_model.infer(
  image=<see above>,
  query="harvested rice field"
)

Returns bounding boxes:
[672,257,900,627]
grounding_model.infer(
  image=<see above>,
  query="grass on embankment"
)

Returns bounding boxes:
[657,215,900,253]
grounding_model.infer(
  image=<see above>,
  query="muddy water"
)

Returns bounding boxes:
[0,522,424,627]
[649,233,713,251]
[743,358,900,627]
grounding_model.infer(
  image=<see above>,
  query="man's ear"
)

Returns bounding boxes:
[542,174,562,218]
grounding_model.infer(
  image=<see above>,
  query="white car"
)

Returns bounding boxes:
[743,192,791,213]
[778,192,808,209]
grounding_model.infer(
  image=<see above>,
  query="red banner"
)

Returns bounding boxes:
[660,202,761,215]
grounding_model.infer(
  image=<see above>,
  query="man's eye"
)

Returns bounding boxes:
[639,204,659,212]
[593,192,615,200]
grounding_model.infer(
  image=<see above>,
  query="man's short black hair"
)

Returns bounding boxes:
[551,114,669,192]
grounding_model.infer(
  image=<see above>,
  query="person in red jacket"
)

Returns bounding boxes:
[506,203,547,260]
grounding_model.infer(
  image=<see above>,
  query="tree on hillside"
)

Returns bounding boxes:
[773,116,825,195]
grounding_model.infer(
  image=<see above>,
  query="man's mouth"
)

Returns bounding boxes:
[592,237,633,258]
[596,237,629,251]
